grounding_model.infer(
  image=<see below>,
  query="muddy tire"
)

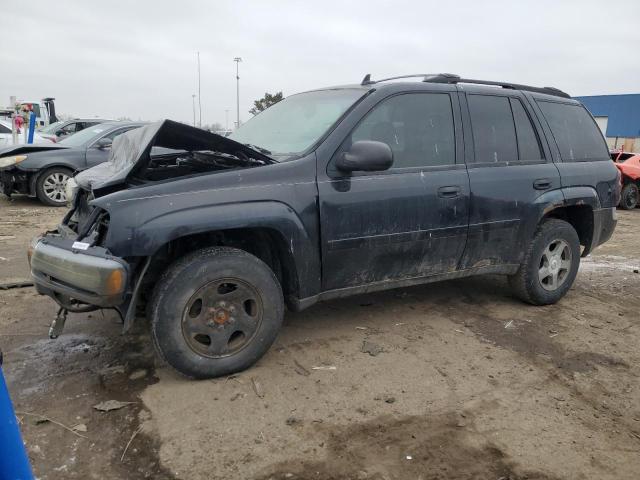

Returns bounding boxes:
[35,167,73,206]
[150,247,284,379]
[620,183,638,210]
[508,219,580,306]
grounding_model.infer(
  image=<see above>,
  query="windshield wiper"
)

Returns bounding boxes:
[244,143,272,155]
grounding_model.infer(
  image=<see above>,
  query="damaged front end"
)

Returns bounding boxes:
[29,120,273,338]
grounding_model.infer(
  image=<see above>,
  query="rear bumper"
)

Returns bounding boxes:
[30,236,129,307]
[585,206,617,256]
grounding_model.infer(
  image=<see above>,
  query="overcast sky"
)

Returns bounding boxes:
[2,0,639,127]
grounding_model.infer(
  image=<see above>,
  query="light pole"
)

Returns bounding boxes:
[234,57,242,129]
[191,94,196,127]
[197,51,202,127]
[225,109,229,131]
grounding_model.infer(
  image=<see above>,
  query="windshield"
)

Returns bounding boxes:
[59,124,110,147]
[230,88,365,158]
[40,120,65,133]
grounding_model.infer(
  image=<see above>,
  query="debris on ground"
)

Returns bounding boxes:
[72,423,88,433]
[293,360,311,376]
[285,416,300,426]
[128,369,147,380]
[361,340,384,356]
[93,400,135,412]
[251,377,265,398]
[17,411,88,438]
[0,281,34,290]
[311,366,337,371]
[121,425,144,462]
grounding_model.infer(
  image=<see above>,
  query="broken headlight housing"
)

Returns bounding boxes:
[0,155,27,169]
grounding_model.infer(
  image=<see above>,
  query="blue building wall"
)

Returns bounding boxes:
[575,94,640,138]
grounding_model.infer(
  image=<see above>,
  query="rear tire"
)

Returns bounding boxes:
[35,167,73,206]
[509,219,580,305]
[150,247,284,379]
[620,183,638,210]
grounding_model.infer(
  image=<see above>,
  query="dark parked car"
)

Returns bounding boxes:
[28,74,620,378]
[0,121,143,206]
[39,118,112,142]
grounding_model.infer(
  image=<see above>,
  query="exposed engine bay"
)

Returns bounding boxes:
[73,119,274,195]
[138,149,267,182]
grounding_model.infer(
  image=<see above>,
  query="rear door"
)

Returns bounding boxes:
[318,90,470,291]
[459,90,561,269]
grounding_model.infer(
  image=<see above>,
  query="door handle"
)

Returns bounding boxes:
[533,178,552,190]
[437,186,461,198]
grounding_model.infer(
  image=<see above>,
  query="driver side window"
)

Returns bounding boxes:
[349,93,456,168]
[61,123,77,134]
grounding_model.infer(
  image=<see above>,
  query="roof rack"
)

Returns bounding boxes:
[360,73,570,99]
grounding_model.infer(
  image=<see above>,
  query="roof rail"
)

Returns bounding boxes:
[361,73,455,85]
[361,73,570,98]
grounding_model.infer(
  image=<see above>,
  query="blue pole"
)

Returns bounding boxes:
[0,350,34,480]
[27,112,36,145]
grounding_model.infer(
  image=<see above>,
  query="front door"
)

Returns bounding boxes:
[318,91,470,291]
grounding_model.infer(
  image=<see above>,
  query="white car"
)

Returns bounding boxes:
[0,120,53,147]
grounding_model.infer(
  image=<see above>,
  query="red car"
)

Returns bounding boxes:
[611,151,640,209]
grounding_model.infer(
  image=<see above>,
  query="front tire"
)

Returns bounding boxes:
[620,183,638,210]
[150,247,284,379]
[35,167,73,206]
[509,219,580,305]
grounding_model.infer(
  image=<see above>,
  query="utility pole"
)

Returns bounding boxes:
[192,94,196,126]
[197,51,202,127]
[225,109,229,131]
[234,57,242,129]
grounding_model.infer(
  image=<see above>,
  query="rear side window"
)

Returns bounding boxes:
[468,95,517,163]
[510,99,543,161]
[537,101,609,161]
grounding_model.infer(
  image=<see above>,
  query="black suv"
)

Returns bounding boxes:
[28,74,620,378]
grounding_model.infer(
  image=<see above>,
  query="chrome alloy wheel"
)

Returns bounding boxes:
[538,239,572,291]
[42,172,70,203]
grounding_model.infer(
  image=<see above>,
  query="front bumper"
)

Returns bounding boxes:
[30,235,129,307]
[0,168,30,197]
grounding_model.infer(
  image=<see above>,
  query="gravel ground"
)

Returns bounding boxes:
[1,195,639,480]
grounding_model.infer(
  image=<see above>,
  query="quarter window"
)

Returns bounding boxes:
[350,93,456,168]
[537,101,609,161]
[468,95,517,163]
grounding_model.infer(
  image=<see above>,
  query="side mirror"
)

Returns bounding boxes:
[336,140,393,173]
[95,137,112,150]
[55,130,65,137]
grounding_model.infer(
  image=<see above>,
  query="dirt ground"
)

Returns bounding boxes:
[1,195,639,480]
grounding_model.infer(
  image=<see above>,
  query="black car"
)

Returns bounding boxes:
[0,121,143,206]
[39,118,112,142]
[28,74,619,379]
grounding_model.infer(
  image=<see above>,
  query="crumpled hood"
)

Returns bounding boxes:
[74,119,272,192]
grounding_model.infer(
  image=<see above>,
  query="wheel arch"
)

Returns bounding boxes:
[29,164,76,196]
[537,186,601,257]
[149,226,300,302]
[119,201,319,310]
